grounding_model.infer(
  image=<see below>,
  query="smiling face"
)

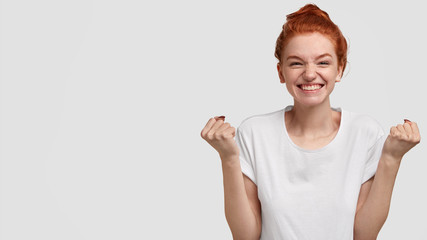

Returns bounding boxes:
[277,32,343,107]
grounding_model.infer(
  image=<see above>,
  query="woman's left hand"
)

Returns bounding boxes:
[382,120,421,160]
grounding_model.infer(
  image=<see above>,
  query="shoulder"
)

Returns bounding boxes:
[346,111,382,129]
[344,110,385,143]
[238,108,284,134]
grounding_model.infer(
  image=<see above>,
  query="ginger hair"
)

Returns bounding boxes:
[274,4,348,72]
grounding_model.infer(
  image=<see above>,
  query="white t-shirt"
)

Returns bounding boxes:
[235,105,387,240]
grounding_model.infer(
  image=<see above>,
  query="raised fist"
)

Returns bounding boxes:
[382,119,421,160]
[201,116,240,161]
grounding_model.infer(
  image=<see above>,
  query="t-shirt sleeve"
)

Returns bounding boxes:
[362,126,387,184]
[235,125,257,185]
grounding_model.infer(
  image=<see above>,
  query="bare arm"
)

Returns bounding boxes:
[201,116,261,239]
[354,121,420,240]
[221,156,261,240]
[353,155,400,240]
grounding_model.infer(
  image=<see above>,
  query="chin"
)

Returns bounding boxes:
[294,97,328,107]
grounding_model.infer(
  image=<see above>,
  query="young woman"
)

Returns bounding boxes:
[201,4,420,240]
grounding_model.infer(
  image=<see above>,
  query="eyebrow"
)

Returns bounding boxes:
[287,53,333,60]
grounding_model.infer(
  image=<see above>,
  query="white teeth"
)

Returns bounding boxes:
[301,84,322,90]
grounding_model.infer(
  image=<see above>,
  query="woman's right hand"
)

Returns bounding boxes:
[201,116,240,161]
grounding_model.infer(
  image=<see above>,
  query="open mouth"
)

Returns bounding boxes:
[297,84,325,91]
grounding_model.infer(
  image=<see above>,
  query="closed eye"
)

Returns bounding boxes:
[290,62,302,66]
[319,61,330,65]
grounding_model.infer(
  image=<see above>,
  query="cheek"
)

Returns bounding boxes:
[285,83,298,97]
[283,69,302,80]
[318,69,339,81]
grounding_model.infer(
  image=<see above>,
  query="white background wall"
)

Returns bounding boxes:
[1,0,426,239]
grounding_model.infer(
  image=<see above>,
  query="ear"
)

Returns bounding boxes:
[277,63,285,83]
[336,65,343,82]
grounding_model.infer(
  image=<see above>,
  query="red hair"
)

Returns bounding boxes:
[274,4,348,73]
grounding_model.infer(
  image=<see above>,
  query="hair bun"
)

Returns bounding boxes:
[286,4,331,21]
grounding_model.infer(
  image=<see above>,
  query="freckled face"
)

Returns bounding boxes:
[277,32,343,107]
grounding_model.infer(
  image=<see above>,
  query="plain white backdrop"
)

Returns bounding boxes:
[1,0,426,239]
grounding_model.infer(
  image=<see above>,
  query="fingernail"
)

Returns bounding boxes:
[404,119,411,123]
[215,116,225,119]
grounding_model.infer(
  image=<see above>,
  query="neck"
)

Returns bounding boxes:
[287,99,338,137]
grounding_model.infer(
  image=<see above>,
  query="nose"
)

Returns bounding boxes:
[303,64,317,81]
